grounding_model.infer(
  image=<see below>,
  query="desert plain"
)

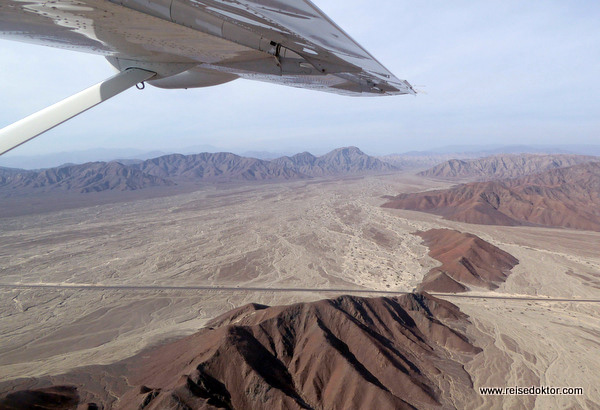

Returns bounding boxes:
[1,171,599,409]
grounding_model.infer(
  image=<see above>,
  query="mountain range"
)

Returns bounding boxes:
[0,162,174,193]
[383,162,600,231]
[0,147,395,195]
[419,154,598,180]
[273,148,395,176]
[4,144,599,170]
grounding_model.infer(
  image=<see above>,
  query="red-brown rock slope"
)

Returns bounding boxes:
[115,293,480,409]
[0,386,80,410]
[384,162,600,231]
[415,229,519,292]
[0,293,482,409]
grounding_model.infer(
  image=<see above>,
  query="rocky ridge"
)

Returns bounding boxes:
[273,146,396,176]
[414,229,519,292]
[418,154,597,180]
[0,293,481,409]
[0,147,394,194]
[383,162,600,231]
[0,161,174,193]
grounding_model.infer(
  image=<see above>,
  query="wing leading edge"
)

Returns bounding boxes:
[0,0,414,96]
[158,0,415,95]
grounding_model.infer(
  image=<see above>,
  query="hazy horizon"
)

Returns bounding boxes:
[1,142,599,170]
[1,1,599,159]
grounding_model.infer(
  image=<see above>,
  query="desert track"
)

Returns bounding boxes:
[2,283,599,303]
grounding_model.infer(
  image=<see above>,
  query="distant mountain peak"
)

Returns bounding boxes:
[329,145,364,154]
[272,147,396,176]
[1,147,399,196]
[419,153,598,180]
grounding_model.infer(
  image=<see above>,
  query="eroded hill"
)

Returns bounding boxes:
[0,147,395,195]
[418,154,597,180]
[0,293,481,410]
[414,229,519,292]
[0,161,174,193]
[274,146,396,176]
[383,162,600,231]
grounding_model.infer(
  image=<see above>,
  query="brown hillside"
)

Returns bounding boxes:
[1,294,482,409]
[415,229,519,292]
[0,161,174,193]
[116,293,479,410]
[384,162,600,231]
[273,146,397,176]
[136,152,307,181]
[0,386,80,410]
[418,154,597,180]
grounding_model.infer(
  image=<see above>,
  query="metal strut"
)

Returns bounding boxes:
[0,68,156,155]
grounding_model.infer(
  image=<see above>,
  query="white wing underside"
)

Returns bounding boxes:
[0,0,414,154]
[0,0,414,96]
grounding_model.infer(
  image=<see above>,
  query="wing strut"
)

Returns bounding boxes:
[0,68,156,155]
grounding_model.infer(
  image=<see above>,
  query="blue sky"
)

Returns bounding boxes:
[1,0,599,158]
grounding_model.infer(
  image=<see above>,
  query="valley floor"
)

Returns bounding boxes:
[1,173,599,408]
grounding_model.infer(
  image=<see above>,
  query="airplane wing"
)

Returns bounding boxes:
[0,0,414,154]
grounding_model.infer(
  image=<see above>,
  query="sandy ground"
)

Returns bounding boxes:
[382,206,600,409]
[1,172,599,408]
